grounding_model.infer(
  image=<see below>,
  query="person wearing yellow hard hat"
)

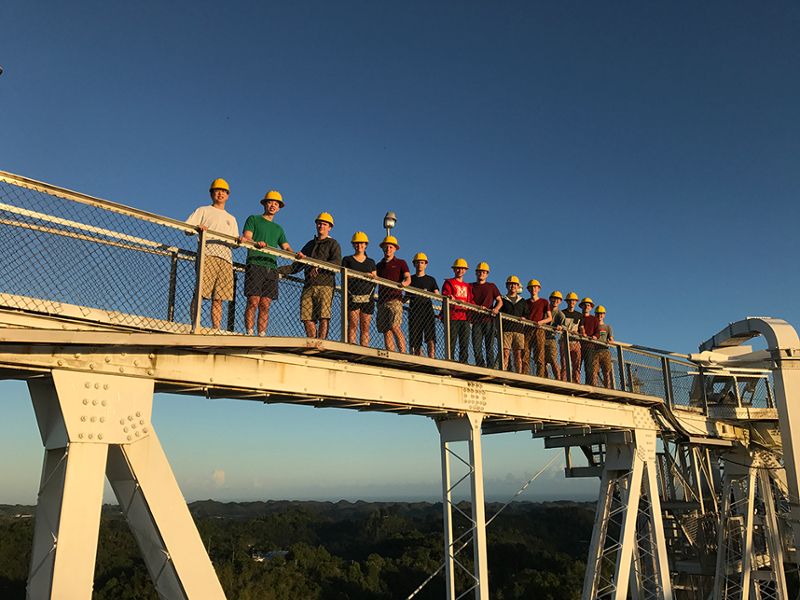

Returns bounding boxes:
[442,259,475,364]
[470,262,502,368]
[578,298,600,386]
[500,276,527,372]
[376,236,411,353]
[524,279,552,378]
[241,191,304,336]
[342,232,377,346]
[546,292,565,381]
[288,213,342,340]
[561,292,583,383]
[185,178,240,330]
[408,253,440,358]
[593,306,615,388]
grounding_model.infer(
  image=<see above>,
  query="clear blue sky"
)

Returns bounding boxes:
[1,1,798,505]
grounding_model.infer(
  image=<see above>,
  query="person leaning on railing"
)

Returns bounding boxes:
[524,279,552,378]
[286,212,341,341]
[593,305,614,388]
[408,253,439,358]
[545,291,565,381]
[500,276,527,373]
[579,297,599,384]
[561,292,583,383]
[470,262,502,369]
[341,232,377,346]
[376,236,411,353]
[185,178,240,330]
[240,191,304,336]
[442,259,474,364]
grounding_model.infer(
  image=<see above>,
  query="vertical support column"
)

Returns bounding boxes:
[616,345,627,391]
[340,266,349,344]
[437,414,489,600]
[191,229,207,333]
[167,249,179,322]
[495,312,504,371]
[443,297,452,361]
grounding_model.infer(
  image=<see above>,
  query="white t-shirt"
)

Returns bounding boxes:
[185,205,239,263]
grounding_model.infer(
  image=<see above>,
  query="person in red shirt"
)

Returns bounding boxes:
[376,236,411,352]
[470,262,502,369]
[579,297,599,385]
[525,279,552,377]
[442,258,474,364]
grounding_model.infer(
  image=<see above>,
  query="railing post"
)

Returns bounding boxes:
[167,249,179,322]
[564,330,573,384]
[443,297,452,361]
[699,366,709,415]
[495,313,504,370]
[227,270,238,332]
[662,356,674,409]
[191,229,207,333]
[616,345,627,391]
[340,266,349,344]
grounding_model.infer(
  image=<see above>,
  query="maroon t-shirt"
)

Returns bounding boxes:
[527,298,550,322]
[471,282,501,322]
[376,257,409,303]
[582,314,600,338]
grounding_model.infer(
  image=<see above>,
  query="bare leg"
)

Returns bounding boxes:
[318,319,329,340]
[257,297,272,334]
[513,349,523,373]
[211,299,223,330]
[245,296,260,331]
[303,320,317,338]
[427,340,435,358]
[391,327,406,353]
[384,331,396,352]
[360,313,371,346]
[503,348,510,370]
[348,310,359,344]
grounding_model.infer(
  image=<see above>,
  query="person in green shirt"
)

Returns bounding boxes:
[241,191,303,336]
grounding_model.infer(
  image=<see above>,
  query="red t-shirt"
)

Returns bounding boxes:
[471,282,501,322]
[442,279,474,320]
[376,257,409,303]
[527,298,550,322]
[582,314,600,338]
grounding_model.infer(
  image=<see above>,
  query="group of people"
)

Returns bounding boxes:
[186,179,616,388]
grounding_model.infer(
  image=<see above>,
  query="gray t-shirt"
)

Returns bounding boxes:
[185,205,239,263]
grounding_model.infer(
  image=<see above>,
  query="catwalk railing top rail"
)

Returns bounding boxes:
[0,171,776,415]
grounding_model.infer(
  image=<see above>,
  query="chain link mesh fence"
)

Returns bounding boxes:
[0,173,778,404]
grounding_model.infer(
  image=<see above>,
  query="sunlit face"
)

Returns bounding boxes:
[549,297,561,309]
[264,200,281,215]
[210,189,229,203]
[413,259,428,270]
[382,243,397,259]
[352,241,368,253]
[596,311,605,321]
[506,282,520,295]
[475,269,488,283]
[452,267,467,278]
[566,299,578,310]
[528,285,541,296]
[581,303,594,314]
[315,220,332,238]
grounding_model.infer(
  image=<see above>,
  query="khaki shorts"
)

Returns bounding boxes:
[300,286,334,321]
[503,331,524,350]
[200,256,234,301]
[377,299,403,333]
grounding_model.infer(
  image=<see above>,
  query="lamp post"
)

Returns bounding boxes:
[383,212,397,238]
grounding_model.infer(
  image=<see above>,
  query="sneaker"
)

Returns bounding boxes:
[247,329,254,336]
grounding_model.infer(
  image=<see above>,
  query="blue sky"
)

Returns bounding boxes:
[1,1,798,504]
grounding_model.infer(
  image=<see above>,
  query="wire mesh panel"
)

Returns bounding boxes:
[667,360,697,408]
[622,349,667,400]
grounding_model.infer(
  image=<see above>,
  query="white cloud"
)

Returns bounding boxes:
[212,469,226,486]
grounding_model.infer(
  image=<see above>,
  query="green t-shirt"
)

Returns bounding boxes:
[243,214,288,268]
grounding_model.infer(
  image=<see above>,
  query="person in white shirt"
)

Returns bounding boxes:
[185,178,239,329]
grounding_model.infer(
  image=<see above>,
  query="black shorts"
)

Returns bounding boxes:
[409,314,436,349]
[349,297,375,315]
[244,263,279,300]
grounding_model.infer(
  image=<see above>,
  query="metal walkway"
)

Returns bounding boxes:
[1,170,798,600]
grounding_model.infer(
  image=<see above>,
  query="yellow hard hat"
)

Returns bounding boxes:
[549,291,563,300]
[475,262,490,272]
[506,275,520,285]
[315,212,334,227]
[351,231,369,244]
[565,292,579,301]
[452,258,468,269]
[261,190,285,208]
[579,297,594,307]
[209,178,229,192]
[595,305,606,314]
[413,252,428,262]
[380,235,399,249]
[527,279,541,288]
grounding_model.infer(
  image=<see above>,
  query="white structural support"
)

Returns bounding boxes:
[26,370,225,600]
[438,414,489,600]
[712,450,788,600]
[582,429,673,600]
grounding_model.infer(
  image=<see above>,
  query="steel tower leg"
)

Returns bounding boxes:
[26,371,225,600]
[582,429,672,600]
[437,414,489,600]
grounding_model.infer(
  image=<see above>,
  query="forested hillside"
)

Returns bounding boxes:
[0,500,594,599]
